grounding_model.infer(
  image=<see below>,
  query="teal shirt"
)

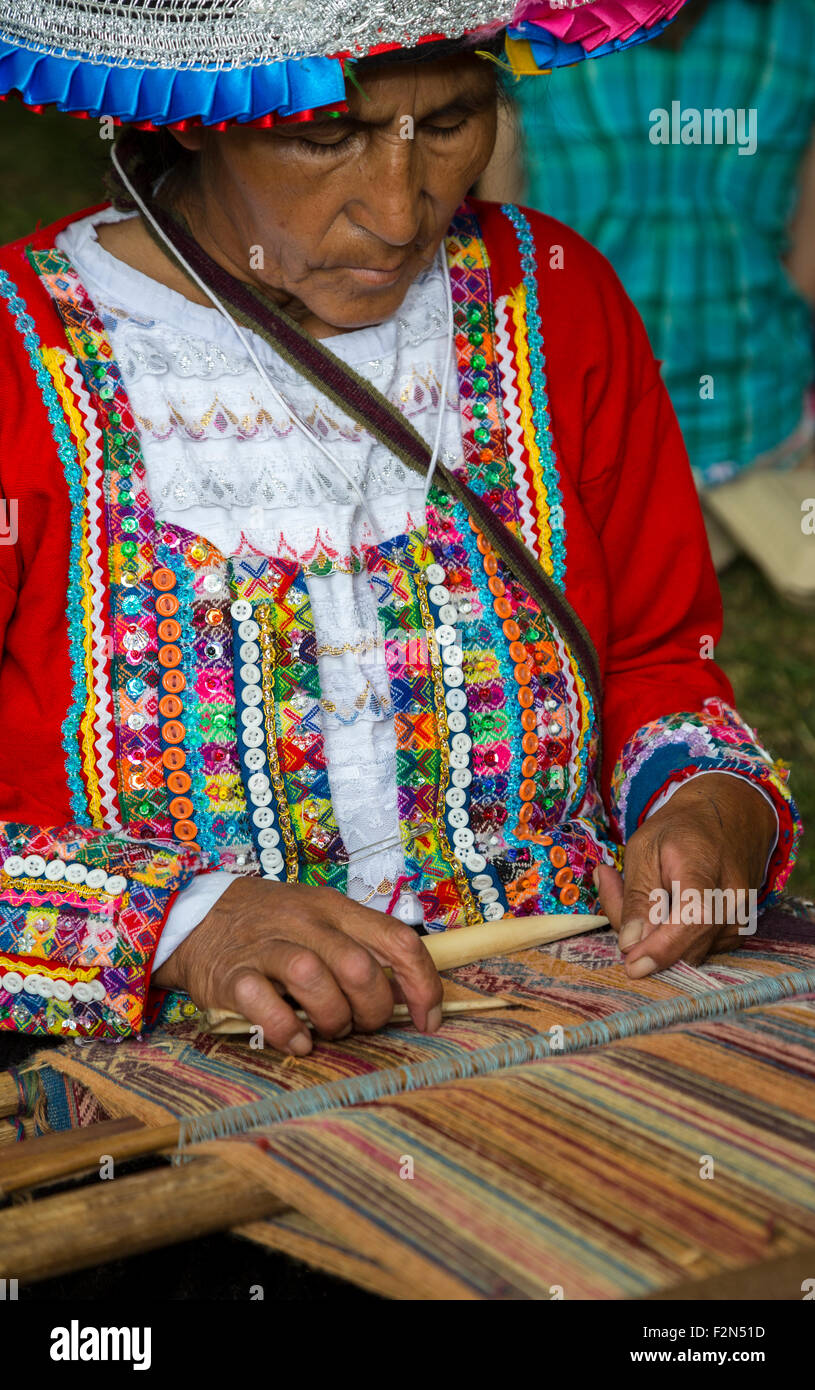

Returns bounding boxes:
[515,0,815,483]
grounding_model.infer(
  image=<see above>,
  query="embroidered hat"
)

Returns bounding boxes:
[0,1,687,129]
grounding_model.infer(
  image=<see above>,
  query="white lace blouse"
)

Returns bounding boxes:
[56,207,466,965]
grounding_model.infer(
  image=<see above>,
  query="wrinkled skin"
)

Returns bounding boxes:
[123,55,776,1050]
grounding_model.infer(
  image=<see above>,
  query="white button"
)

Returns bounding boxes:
[89,979,107,1002]
[445,689,466,712]
[240,663,261,686]
[23,855,46,877]
[478,887,499,904]
[438,604,459,625]
[239,641,260,664]
[241,706,263,727]
[2,855,25,877]
[72,982,94,1003]
[105,874,127,896]
[238,619,260,642]
[447,710,466,733]
[260,848,284,874]
[471,873,493,891]
[466,852,487,873]
[452,827,475,851]
[395,892,421,923]
[231,599,252,621]
[445,787,466,809]
[242,726,264,747]
[448,807,469,829]
[425,563,445,585]
[253,807,275,829]
[452,768,472,789]
[44,859,66,882]
[248,772,270,794]
[443,666,463,688]
[428,584,450,606]
[2,972,23,994]
[242,684,263,708]
[441,645,463,666]
[86,869,108,890]
[450,749,469,769]
[52,979,73,1001]
[451,733,472,754]
[435,625,455,647]
[483,902,504,922]
[127,713,146,731]
[64,862,88,884]
[37,976,55,998]
[245,748,266,770]
[22,973,41,994]
[251,787,272,808]
[257,827,280,849]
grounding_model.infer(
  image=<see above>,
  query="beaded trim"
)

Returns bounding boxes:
[501,204,567,590]
[0,270,92,825]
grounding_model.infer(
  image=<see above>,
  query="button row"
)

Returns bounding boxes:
[0,972,106,1001]
[153,566,200,848]
[2,857,127,895]
[233,604,284,880]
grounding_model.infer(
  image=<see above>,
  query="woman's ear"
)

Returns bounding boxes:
[169,128,206,155]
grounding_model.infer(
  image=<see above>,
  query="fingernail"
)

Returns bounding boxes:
[618,919,645,952]
[286,1031,312,1056]
[427,1005,443,1033]
[592,867,600,892]
[336,1023,352,1039]
[626,955,657,979]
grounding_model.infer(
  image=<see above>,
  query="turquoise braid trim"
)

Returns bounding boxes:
[177,965,815,1146]
[500,203,567,590]
[0,269,91,824]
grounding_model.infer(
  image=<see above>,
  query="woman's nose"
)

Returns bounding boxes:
[350,136,425,248]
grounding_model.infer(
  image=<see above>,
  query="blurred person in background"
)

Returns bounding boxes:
[480,0,815,605]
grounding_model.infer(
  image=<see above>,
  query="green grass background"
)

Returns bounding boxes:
[1,99,812,893]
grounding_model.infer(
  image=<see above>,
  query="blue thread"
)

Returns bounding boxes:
[0,270,91,824]
[500,204,566,590]
[176,966,815,1146]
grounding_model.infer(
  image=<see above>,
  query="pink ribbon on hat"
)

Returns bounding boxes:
[510,0,687,52]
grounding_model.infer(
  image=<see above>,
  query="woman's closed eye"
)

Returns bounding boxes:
[292,115,472,155]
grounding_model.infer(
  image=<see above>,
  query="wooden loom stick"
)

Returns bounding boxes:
[205,913,606,1031]
[0,1071,21,1119]
[209,995,517,1035]
[0,1158,285,1283]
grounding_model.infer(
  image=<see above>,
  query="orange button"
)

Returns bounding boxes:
[169,796,195,820]
[156,593,179,617]
[162,670,186,694]
[476,533,491,556]
[519,779,537,802]
[162,747,186,771]
[158,644,182,668]
[483,553,499,576]
[560,884,580,906]
[520,709,537,732]
[522,732,539,756]
[514,663,531,686]
[502,619,521,641]
[158,618,181,642]
[162,720,186,744]
[518,803,535,824]
[549,846,568,869]
[152,567,176,591]
[159,694,183,719]
[468,516,481,534]
[508,642,527,664]
[521,755,538,778]
[494,597,511,618]
[517,686,534,708]
[174,820,198,842]
[554,866,574,888]
[487,576,505,598]
[167,770,192,795]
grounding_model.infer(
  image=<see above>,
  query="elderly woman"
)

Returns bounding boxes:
[0,0,800,1055]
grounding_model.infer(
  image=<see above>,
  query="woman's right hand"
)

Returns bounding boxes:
[152,877,443,1055]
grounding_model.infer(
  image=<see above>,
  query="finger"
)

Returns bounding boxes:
[290,921,398,1034]
[624,868,723,977]
[226,967,313,1056]
[594,863,624,932]
[331,896,443,1032]
[617,832,665,954]
[265,938,357,1040]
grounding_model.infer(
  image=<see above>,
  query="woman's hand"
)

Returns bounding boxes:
[595,773,778,977]
[152,878,443,1055]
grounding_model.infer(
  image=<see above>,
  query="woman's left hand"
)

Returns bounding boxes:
[594,773,778,977]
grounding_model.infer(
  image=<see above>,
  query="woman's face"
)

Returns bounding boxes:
[173,52,498,333]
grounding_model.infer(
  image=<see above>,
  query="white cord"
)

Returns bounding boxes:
[111,145,454,541]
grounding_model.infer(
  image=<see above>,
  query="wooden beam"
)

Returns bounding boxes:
[641,1245,815,1301]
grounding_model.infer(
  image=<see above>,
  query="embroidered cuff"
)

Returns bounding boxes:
[0,824,205,1039]
[609,698,801,903]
